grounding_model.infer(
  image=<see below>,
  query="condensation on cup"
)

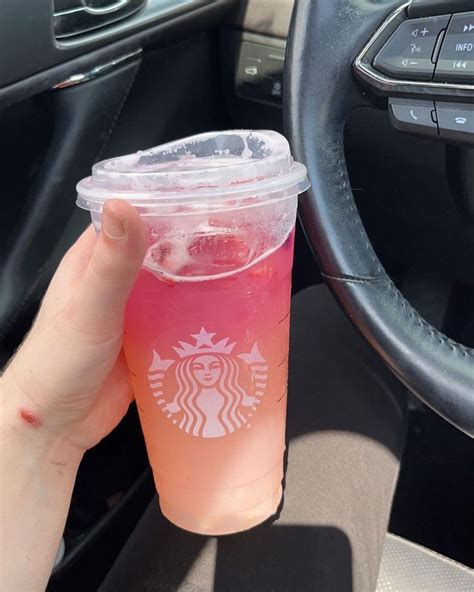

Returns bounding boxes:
[77,131,310,535]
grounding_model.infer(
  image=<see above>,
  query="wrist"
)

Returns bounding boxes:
[0,376,82,592]
[0,372,85,468]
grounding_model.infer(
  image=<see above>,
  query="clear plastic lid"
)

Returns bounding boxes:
[76,130,309,213]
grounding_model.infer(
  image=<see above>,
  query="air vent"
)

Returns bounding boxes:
[54,0,146,39]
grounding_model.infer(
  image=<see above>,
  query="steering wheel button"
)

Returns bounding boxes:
[436,102,474,143]
[434,12,474,81]
[373,16,451,81]
[389,99,438,137]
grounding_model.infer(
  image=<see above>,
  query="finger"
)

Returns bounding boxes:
[86,352,135,445]
[99,350,135,408]
[68,200,147,334]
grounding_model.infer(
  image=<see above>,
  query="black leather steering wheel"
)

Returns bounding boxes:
[284,0,474,437]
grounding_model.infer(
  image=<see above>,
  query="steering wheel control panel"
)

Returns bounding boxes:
[374,13,473,82]
[355,2,474,144]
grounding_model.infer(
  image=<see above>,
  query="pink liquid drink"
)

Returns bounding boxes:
[77,131,309,534]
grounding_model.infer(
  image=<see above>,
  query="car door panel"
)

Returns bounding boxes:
[0,57,141,340]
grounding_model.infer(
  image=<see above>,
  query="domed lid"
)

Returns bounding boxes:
[77,130,309,211]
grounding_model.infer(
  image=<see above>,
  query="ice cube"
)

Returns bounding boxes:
[144,236,190,277]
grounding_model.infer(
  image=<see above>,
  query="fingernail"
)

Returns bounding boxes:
[103,205,127,240]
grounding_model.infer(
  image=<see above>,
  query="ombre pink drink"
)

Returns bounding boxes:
[77,131,309,534]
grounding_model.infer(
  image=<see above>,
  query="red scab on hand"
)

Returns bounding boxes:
[18,408,42,428]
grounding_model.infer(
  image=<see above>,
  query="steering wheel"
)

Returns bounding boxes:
[285,0,474,437]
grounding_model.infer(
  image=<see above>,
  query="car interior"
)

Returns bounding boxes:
[0,0,473,590]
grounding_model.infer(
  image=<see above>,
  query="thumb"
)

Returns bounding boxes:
[70,199,147,334]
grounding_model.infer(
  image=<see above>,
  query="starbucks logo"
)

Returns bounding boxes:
[147,327,268,438]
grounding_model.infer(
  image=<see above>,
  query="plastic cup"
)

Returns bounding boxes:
[77,130,309,535]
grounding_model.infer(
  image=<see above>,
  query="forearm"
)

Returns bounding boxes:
[0,381,83,592]
[0,201,145,590]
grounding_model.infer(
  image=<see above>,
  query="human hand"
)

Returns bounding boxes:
[1,199,147,454]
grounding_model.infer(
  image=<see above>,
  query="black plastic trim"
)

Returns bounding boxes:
[54,0,146,39]
[0,0,232,91]
[409,0,474,18]
[0,0,233,109]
